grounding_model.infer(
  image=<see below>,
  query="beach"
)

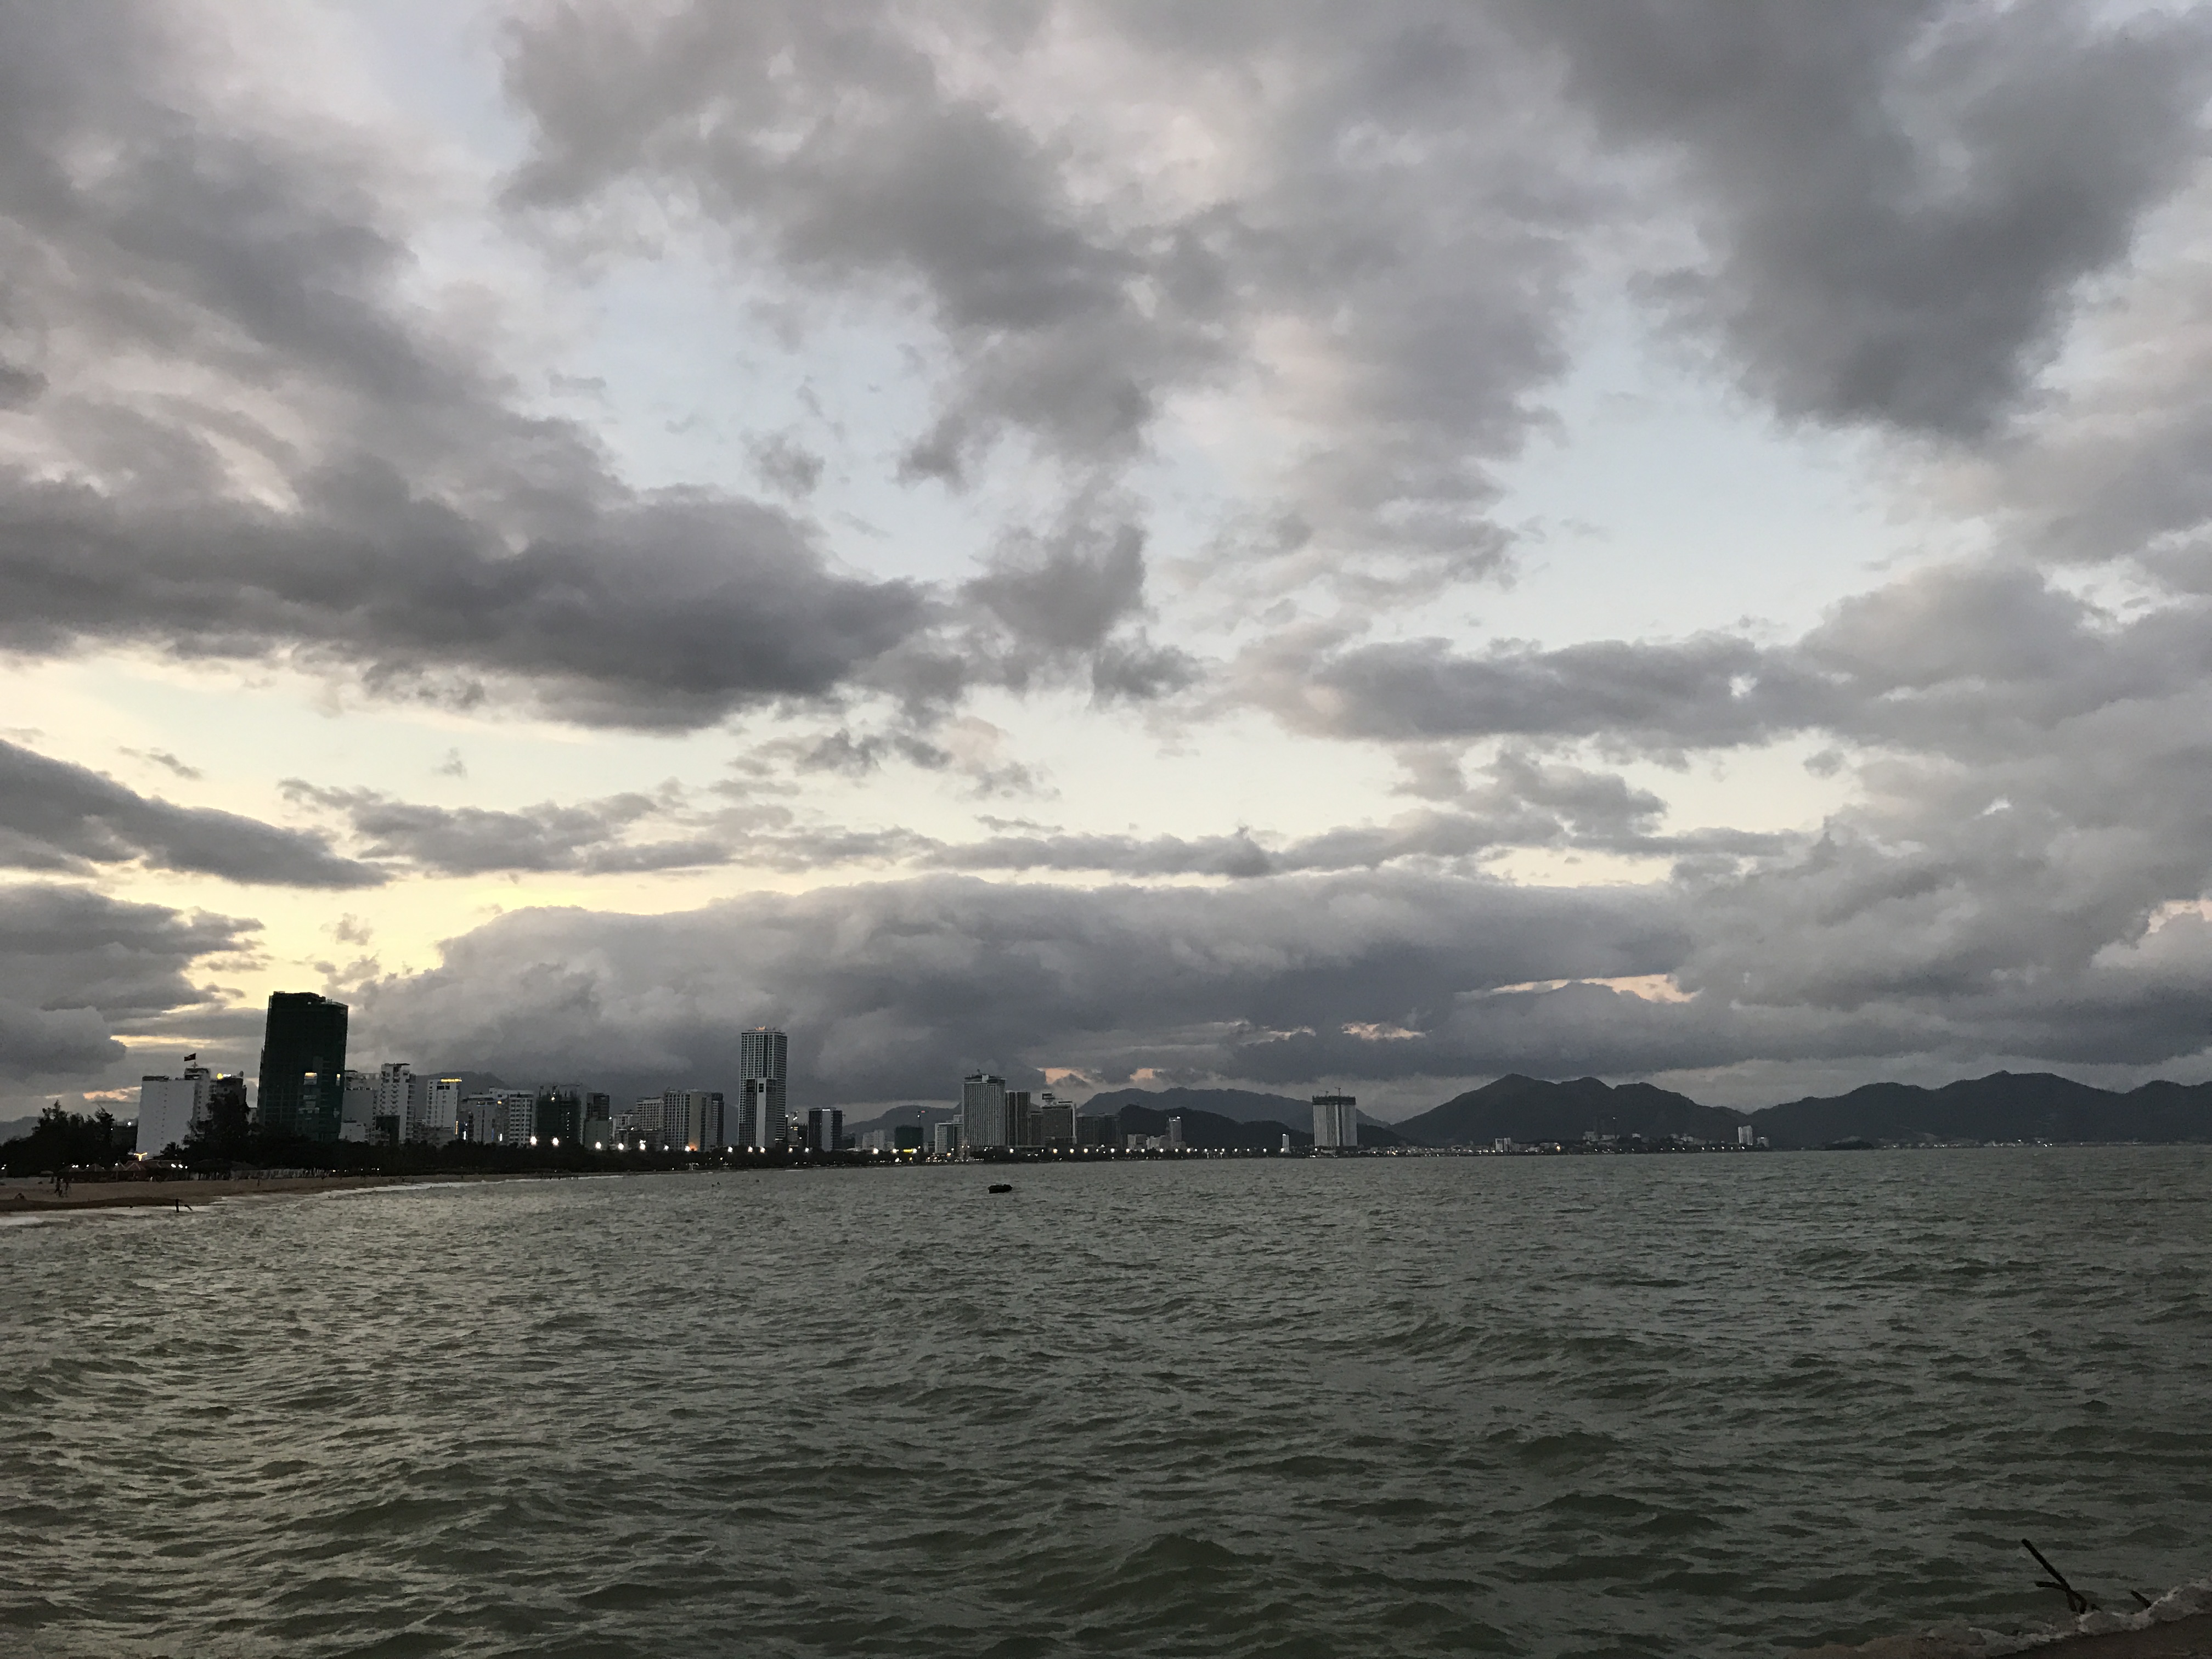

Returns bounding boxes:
[0,1172,531,1211]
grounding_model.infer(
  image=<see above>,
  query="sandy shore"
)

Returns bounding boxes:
[1795,1610,2212,1657]
[0,1172,531,1211]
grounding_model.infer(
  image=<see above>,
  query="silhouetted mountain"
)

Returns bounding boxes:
[1750,1072,2212,1147]
[1394,1074,1746,1147]
[1082,1086,1321,1124]
[1083,1084,1402,1134]
[839,1103,958,1143]
[1114,1103,1313,1149]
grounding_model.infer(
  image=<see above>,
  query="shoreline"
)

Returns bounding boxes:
[0,1171,546,1211]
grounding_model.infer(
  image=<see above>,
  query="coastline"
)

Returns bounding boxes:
[0,1171,545,1211]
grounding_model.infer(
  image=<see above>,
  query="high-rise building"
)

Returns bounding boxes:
[257,992,348,1142]
[339,1070,378,1143]
[1165,1114,1186,1150]
[1312,1093,1358,1150]
[932,1121,961,1156]
[805,1107,843,1152]
[656,1088,726,1151]
[960,1073,1008,1149]
[420,1076,465,1144]
[619,1095,665,1148]
[581,1093,613,1149]
[741,1028,788,1142]
[1006,1089,1034,1146]
[135,1064,211,1156]
[537,1085,584,1146]
[731,1079,777,1149]
[375,1063,412,1133]
[1035,1092,1077,1145]
[204,1074,249,1150]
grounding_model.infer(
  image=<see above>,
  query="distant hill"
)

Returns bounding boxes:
[840,1103,958,1143]
[1082,1086,1321,1124]
[1081,1084,1403,1132]
[1394,1075,1747,1147]
[1113,1102,1317,1149]
[1750,1072,2212,1148]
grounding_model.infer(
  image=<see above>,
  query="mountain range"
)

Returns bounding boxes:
[1380,1071,2212,1148]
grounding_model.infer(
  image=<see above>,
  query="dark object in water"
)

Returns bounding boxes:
[2022,1538,2098,1615]
[987,1182,1013,1194]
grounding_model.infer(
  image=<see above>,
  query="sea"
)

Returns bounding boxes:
[4,1148,2209,1658]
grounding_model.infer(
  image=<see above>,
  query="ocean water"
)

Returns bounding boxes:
[4,1149,2210,1659]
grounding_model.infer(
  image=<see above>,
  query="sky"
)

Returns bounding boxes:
[12,0,2212,1121]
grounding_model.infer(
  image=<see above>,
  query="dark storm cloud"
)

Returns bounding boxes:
[1246,565,2212,760]
[342,558,2212,1101]
[0,739,382,888]
[1245,629,1805,747]
[355,870,1688,1101]
[352,760,2212,1105]
[0,883,253,1081]
[5,0,2196,731]
[0,0,939,730]
[1514,0,2212,436]
[0,442,936,732]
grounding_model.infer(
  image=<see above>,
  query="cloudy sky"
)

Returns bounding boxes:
[12,0,2212,1119]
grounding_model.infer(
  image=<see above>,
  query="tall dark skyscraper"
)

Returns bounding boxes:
[741,1027,788,1142]
[258,992,349,1142]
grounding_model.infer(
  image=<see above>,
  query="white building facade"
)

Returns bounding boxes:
[134,1066,210,1156]
[1311,1093,1359,1150]
[960,1073,1008,1150]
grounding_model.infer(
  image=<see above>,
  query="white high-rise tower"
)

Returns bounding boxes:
[960,1073,1009,1150]
[1312,1093,1359,1150]
[741,1028,788,1148]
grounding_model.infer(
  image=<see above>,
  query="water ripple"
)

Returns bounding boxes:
[3,1149,2209,1656]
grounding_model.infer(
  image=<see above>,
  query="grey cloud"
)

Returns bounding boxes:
[120,748,202,780]
[0,739,383,888]
[0,883,256,1082]
[1517,0,2212,436]
[0,1,939,730]
[959,505,1201,699]
[502,2,1585,601]
[924,772,1790,883]
[0,475,938,732]
[356,870,1686,1102]
[1245,628,1799,747]
[749,432,825,499]
[965,516,1148,657]
[349,751,2212,1104]
[286,780,934,877]
[1243,563,2212,759]
[284,785,719,878]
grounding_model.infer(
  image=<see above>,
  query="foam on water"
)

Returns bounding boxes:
[3,1148,2209,1657]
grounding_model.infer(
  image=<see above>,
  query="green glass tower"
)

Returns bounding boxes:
[257,992,349,1142]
